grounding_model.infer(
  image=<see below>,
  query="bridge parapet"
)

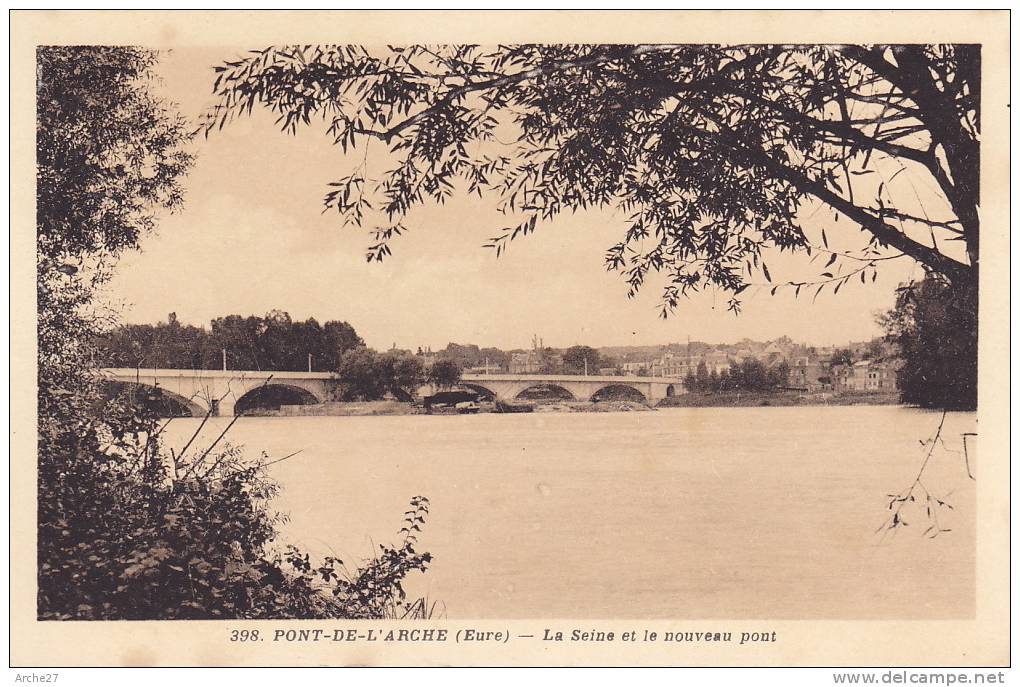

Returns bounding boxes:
[101,368,336,381]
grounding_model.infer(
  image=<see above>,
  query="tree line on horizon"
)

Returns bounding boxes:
[97,302,974,409]
[683,358,792,394]
[98,315,607,376]
[98,310,364,372]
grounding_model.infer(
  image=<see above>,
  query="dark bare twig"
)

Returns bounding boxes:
[877,411,961,540]
[178,375,274,481]
[207,449,305,483]
[175,402,215,464]
[961,433,977,480]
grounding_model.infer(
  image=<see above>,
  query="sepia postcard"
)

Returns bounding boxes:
[9,9,1011,668]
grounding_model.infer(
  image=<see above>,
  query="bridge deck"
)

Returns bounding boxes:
[461,373,680,384]
[102,368,336,380]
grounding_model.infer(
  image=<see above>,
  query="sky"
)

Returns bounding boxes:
[105,47,928,352]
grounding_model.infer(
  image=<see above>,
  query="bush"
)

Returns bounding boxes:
[880,275,977,410]
[39,388,434,619]
[36,46,433,621]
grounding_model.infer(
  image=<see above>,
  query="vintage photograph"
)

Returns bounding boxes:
[13,9,1010,668]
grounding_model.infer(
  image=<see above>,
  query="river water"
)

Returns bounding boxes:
[159,406,976,619]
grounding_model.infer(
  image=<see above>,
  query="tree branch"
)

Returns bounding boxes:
[364,45,682,143]
[701,124,973,282]
[839,44,980,262]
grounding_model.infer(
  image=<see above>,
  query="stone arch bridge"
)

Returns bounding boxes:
[101,368,682,416]
[452,374,680,404]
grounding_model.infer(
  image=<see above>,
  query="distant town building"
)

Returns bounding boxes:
[789,359,829,391]
[649,351,732,379]
[509,351,540,374]
[415,346,439,368]
[427,336,897,394]
[834,359,900,392]
[509,334,548,374]
[621,361,650,375]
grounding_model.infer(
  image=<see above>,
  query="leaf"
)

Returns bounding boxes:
[762,263,772,283]
[825,253,838,268]
[821,228,829,248]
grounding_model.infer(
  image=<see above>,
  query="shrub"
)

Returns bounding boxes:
[880,275,977,410]
[36,46,434,621]
[39,389,434,619]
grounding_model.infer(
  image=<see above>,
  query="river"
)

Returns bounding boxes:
[159,406,976,619]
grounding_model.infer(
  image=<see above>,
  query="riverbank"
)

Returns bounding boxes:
[246,399,654,417]
[272,401,420,416]
[657,390,901,407]
[533,400,653,413]
[242,392,901,416]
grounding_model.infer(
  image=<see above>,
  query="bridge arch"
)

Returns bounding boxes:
[459,383,497,401]
[103,380,207,418]
[514,383,576,402]
[590,383,647,403]
[234,383,320,415]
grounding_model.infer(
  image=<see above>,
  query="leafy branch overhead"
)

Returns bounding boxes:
[206,44,979,314]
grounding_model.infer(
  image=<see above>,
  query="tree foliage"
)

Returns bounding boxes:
[829,348,855,368]
[100,310,364,371]
[37,45,191,618]
[684,357,790,393]
[207,43,979,314]
[336,347,426,400]
[436,342,510,371]
[386,351,428,401]
[37,46,195,452]
[562,345,601,375]
[37,46,432,620]
[427,358,463,390]
[880,275,977,410]
[43,395,433,619]
[38,46,194,263]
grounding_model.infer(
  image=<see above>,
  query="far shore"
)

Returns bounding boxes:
[244,399,655,417]
[657,390,901,408]
[234,391,903,417]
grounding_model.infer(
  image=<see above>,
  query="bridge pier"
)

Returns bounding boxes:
[213,397,231,417]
